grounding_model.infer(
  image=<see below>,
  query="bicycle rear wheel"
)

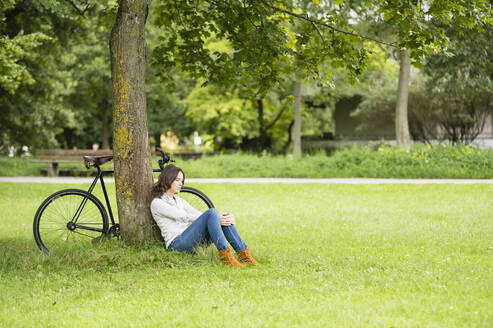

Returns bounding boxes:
[33,189,109,255]
[180,186,214,212]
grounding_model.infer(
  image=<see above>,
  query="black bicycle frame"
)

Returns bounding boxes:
[72,166,163,229]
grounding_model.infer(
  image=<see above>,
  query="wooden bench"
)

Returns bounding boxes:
[32,149,113,176]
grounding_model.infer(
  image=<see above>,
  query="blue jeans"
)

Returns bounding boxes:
[169,208,247,253]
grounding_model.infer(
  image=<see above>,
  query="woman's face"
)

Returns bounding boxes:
[169,171,183,195]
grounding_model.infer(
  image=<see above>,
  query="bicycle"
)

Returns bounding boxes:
[33,149,214,255]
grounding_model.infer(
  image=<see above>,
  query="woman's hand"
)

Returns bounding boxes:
[220,212,235,226]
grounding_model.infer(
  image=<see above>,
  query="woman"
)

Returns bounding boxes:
[150,165,258,268]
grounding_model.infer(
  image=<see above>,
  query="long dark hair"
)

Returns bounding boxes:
[151,164,185,199]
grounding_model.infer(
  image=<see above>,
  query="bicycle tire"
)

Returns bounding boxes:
[179,186,214,212]
[33,189,109,255]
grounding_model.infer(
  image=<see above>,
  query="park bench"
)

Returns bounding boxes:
[32,149,113,176]
[32,149,215,176]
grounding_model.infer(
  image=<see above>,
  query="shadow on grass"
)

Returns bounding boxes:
[0,237,219,275]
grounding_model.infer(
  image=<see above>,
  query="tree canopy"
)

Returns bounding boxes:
[2,0,492,153]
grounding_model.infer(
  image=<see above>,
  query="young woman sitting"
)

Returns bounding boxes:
[150,165,258,268]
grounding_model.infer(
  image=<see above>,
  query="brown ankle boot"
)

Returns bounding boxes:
[237,248,259,265]
[219,249,243,268]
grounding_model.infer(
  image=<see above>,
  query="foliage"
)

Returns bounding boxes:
[336,0,493,148]
[60,3,118,149]
[146,67,196,145]
[1,0,492,155]
[356,86,493,144]
[1,182,493,326]
[0,31,50,94]
[178,144,493,179]
[422,92,493,143]
[182,82,257,146]
[0,1,80,150]
[150,0,373,92]
[0,156,47,176]
[2,144,493,178]
[354,21,493,144]
[145,18,198,146]
[0,0,196,151]
[181,78,295,151]
[301,43,399,140]
[375,0,493,63]
[424,23,493,95]
[149,0,493,89]
[0,1,118,150]
[419,21,493,143]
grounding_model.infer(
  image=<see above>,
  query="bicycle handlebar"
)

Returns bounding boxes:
[83,148,174,171]
[155,147,174,170]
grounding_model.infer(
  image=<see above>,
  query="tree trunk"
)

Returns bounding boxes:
[110,0,157,243]
[284,120,294,152]
[395,49,411,149]
[257,98,265,141]
[293,79,302,155]
[256,98,271,150]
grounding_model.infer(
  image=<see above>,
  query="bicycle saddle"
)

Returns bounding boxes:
[83,155,113,166]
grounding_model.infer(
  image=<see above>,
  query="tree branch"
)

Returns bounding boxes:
[310,19,327,46]
[259,0,397,48]
[266,105,287,130]
[62,0,91,17]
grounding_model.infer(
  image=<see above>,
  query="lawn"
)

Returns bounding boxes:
[0,182,492,327]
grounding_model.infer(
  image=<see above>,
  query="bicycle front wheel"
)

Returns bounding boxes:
[33,189,109,255]
[180,186,214,212]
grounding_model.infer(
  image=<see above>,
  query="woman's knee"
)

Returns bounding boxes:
[205,208,219,220]
[205,208,218,215]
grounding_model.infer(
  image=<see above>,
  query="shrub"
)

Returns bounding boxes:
[2,144,493,178]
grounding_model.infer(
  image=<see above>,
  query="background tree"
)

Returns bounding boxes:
[145,21,197,148]
[293,77,302,155]
[181,78,294,152]
[0,0,118,152]
[421,19,493,143]
[347,0,493,148]
[146,72,196,150]
[0,0,80,151]
[64,3,117,149]
[181,81,257,149]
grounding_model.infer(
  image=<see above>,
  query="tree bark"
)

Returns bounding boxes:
[257,98,266,142]
[284,120,294,152]
[395,49,411,149]
[110,0,157,243]
[293,79,302,155]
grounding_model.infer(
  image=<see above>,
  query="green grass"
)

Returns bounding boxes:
[2,143,493,178]
[0,156,92,176]
[1,182,492,327]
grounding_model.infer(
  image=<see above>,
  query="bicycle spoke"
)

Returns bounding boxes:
[55,229,69,242]
[34,189,108,254]
[39,226,66,232]
[76,222,104,226]
[72,230,99,239]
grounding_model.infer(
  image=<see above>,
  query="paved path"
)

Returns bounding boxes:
[0,177,492,184]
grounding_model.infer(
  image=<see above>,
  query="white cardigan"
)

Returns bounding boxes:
[150,194,202,248]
